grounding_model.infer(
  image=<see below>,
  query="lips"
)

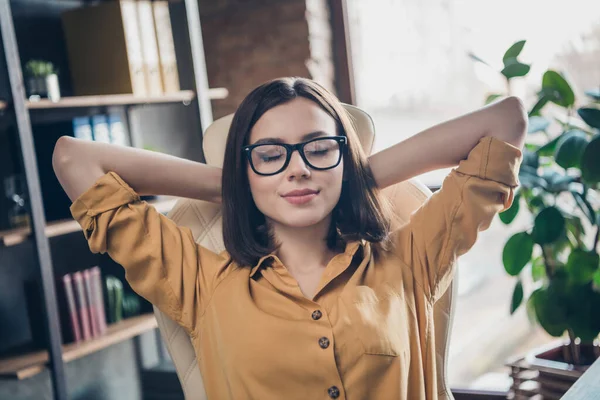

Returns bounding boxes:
[282,189,319,197]
[281,189,319,205]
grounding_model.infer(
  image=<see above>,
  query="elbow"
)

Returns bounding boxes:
[52,136,76,174]
[502,96,528,148]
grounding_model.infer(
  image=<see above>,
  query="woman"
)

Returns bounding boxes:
[53,77,526,399]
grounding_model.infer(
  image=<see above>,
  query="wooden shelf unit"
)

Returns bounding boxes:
[0,314,158,380]
[0,197,178,247]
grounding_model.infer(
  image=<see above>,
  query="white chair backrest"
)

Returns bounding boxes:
[153,104,456,400]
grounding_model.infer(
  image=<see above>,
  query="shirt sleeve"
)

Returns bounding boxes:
[69,171,228,335]
[391,136,523,302]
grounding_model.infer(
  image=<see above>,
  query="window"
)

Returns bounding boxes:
[346,0,600,389]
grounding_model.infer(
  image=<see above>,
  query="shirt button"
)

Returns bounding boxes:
[319,337,330,349]
[328,386,340,398]
[312,310,322,320]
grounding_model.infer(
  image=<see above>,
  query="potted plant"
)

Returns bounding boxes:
[24,59,61,102]
[470,40,600,397]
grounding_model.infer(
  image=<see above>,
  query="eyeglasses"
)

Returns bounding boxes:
[243,136,347,176]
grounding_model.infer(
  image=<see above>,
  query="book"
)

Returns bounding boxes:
[73,117,93,141]
[83,269,99,337]
[152,1,180,93]
[72,271,92,340]
[90,266,107,335]
[91,115,111,144]
[62,274,82,343]
[62,0,147,96]
[137,0,163,95]
[108,114,129,146]
[106,275,123,324]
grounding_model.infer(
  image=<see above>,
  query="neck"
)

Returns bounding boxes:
[269,215,339,276]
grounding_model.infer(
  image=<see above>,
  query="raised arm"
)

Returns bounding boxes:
[52,137,228,335]
[368,96,527,189]
[52,136,222,203]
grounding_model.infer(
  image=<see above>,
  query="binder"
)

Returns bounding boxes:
[62,0,147,96]
[62,274,82,343]
[72,271,92,340]
[90,266,107,335]
[152,1,180,93]
[91,115,111,144]
[137,0,163,95]
[83,269,100,337]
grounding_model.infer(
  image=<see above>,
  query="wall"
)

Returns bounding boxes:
[200,0,336,118]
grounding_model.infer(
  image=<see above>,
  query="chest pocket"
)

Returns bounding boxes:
[340,284,409,357]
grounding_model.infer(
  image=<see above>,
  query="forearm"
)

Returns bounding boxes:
[368,96,527,189]
[52,136,222,203]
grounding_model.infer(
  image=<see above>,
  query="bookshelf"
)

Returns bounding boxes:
[0,0,215,398]
[0,197,179,247]
[0,314,158,380]
[25,88,228,110]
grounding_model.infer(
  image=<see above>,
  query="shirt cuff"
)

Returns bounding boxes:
[70,172,141,231]
[456,136,522,187]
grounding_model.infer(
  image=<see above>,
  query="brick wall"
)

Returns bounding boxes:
[200,0,336,119]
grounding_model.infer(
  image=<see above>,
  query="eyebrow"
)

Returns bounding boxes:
[252,130,331,145]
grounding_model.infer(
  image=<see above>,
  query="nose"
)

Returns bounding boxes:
[286,150,311,180]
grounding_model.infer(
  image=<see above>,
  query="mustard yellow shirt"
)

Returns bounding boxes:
[70,136,522,400]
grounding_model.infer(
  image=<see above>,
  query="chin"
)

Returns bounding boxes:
[269,209,330,229]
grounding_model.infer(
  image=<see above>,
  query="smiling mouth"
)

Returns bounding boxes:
[282,192,319,205]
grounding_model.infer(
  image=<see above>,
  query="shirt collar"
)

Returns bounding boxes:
[249,240,364,278]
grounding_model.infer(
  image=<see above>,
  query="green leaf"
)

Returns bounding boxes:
[468,52,493,68]
[593,269,600,288]
[510,280,524,314]
[585,89,600,102]
[537,134,561,156]
[500,192,520,224]
[565,284,600,341]
[554,130,589,169]
[503,40,527,63]
[529,94,549,117]
[566,248,599,284]
[523,150,539,169]
[544,174,576,193]
[503,232,534,275]
[578,108,600,130]
[565,216,586,246]
[581,134,600,184]
[531,256,546,282]
[518,166,547,189]
[528,116,551,133]
[501,59,531,79]
[532,206,565,244]
[542,70,575,108]
[531,286,568,337]
[485,94,503,105]
[570,190,596,226]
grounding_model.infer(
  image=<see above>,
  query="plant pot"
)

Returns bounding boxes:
[524,340,600,399]
[26,73,61,101]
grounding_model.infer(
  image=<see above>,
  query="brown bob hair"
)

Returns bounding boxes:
[222,77,391,267]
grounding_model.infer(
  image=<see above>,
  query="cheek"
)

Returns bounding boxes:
[247,168,277,208]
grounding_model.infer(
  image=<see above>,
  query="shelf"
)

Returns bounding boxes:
[26,91,196,109]
[25,87,227,110]
[0,197,178,247]
[0,314,157,380]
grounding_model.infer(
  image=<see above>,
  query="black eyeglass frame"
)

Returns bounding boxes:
[242,136,347,176]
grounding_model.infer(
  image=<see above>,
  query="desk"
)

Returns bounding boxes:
[562,356,600,399]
